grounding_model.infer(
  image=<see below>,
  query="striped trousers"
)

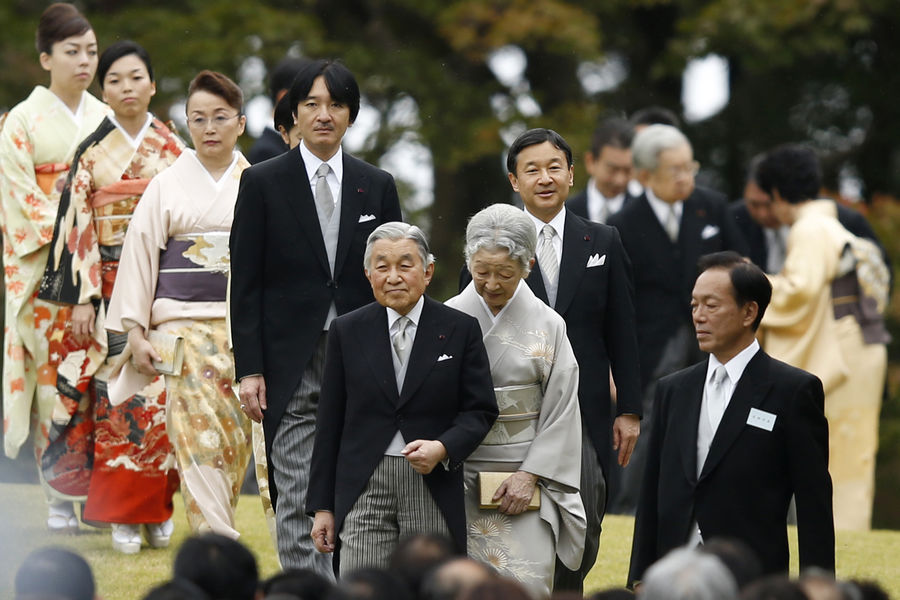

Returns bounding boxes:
[270,333,334,578]
[340,455,450,574]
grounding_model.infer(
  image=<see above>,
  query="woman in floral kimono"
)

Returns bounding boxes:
[446,204,585,598]
[105,70,253,539]
[0,3,107,532]
[39,41,185,554]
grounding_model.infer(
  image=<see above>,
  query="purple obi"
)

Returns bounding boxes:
[155,232,230,302]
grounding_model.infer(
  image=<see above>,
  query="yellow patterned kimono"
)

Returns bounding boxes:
[446,281,586,598]
[761,200,887,531]
[105,150,253,539]
[0,87,107,502]
[37,114,184,518]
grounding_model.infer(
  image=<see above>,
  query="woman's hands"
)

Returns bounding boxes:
[70,303,96,343]
[492,470,539,515]
[128,326,160,376]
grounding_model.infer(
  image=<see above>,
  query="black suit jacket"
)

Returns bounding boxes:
[247,127,288,164]
[729,200,892,285]
[566,188,632,223]
[460,211,642,476]
[306,297,498,561]
[608,187,749,385]
[230,147,402,505]
[628,350,835,584]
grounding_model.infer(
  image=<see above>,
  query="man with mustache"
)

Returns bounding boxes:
[230,59,402,573]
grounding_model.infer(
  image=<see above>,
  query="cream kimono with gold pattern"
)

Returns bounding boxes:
[447,280,585,598]
[0,87,107,487]
[105,150,253,538]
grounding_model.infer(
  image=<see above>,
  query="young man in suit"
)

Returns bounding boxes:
[607,124,749,515]
[466,128,643,593]
[230,59,402,573]
[730,155,891,279]
[628,252,834,586]
[567,118,635,224]
[307,222,497,575]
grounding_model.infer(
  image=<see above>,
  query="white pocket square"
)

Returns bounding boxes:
[701,224,720,240]
[437,354,453,362]
[586,253,607,268]
[358,214,376,223]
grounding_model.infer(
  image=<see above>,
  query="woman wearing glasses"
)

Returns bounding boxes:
[105,70,252,538]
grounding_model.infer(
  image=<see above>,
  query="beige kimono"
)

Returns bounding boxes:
[761,199,886,531]
[0,86,107,502]
[447,280,586,598]
[105,150,253,539]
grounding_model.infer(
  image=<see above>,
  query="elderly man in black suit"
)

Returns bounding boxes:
[230,59,402,573]
[607,124,749,515]
[730,155,891,279]
[307,222,497,575]
[462,128,643,593]
[567,118,635,224]
[629,252,834,586]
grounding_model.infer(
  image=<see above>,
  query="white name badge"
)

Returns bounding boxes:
[747,408,777,431]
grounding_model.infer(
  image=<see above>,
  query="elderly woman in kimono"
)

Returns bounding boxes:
[0,3,108,532]
[38,41,185,553]
[446,203,585,597]
[757,144,888,531]
[105,70,252,539]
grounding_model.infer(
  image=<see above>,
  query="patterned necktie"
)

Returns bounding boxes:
[537,224,559,286]
[315,162,334,220]
[664,203,679,243]
[707,365,730,432]
[392,316,412,366]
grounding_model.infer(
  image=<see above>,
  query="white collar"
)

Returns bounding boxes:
[387,295,425,330]
[299,140,343,183]
[587,178,625,216]
[645,188,683,227]
[108,113,153,149]
[706,338,760,387]
[186,149,240,189]
[524,206,566,242]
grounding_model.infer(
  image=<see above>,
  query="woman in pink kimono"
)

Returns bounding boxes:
[0,3,107,532]
[446,203,586,598]
[39,41,185,554]
[105,70,253,540]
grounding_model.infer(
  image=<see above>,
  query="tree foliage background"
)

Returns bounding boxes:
[2,0,899,526]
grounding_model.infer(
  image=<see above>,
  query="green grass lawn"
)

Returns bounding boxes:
[1,483,898,599]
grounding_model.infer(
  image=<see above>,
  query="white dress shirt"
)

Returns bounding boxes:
[645,188,683,237]
[384,296,424,456]
[586,178,626,223]
[299,140,343,210]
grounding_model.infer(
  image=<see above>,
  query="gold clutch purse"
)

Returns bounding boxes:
[147,330,185,376]
[478,471,540,511]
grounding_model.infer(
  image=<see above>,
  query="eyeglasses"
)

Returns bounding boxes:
[663,161,700,179]
[188,114,241,130]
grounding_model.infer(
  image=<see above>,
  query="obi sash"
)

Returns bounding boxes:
[481,383,542,446]
[155,231,230,302]
[90,178,151,247]
[34,162,69,195]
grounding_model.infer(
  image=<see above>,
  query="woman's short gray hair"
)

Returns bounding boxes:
[463,203,536,275]
[632,124,691,172]
[364,221,435,272]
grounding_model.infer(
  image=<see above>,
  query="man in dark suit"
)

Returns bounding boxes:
[628,252,834,586]
[730,155,891,280]
[247,57,310,164]
[307,222,497,574]
[230,59,402,573]
[567,118,635,224]
[607,124,749,515]
[461,128,643,592]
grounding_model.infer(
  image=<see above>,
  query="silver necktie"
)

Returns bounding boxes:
[392,316,412,365]
[664,204,679,243]
[707,365,730,432]
[315,162,334,221]
[537,224,559,286]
